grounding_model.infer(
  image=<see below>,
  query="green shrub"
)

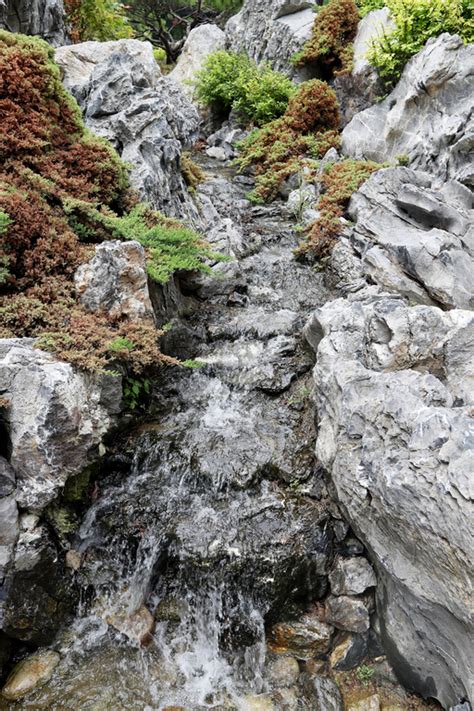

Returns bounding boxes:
[195,50,295,126]
[65,0,134,42]
[356,0,385,16]
[0,212,10,285]
[367,0,474,82]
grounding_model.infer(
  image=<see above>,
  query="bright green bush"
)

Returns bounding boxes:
[367,0,474,81]
[195,50,295,126]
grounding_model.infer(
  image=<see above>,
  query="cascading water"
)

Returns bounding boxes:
[4,158,340,710]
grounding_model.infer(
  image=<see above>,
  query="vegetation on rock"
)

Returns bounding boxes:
[0,31,215,373]
[236,80,341,202]
[293,0,360,77]
[299,159,383,257]
[195,50,296,126]
[365,0,474,82]
[181,152,205,189]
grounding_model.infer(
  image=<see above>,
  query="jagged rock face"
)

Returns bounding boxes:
[342,34,474,185]
[348,168,474,310]
[0,0,67,45]
[55,40,200,220]
[0,339,122,511]
[169,23,225,98]
[225,0,315,74]
[307,290,473,707]
[74,240,155,323]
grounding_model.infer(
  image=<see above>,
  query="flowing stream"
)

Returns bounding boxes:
[4,158,343,710]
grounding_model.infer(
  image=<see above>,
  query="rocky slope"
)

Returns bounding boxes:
[0,0,67,44]
[305,33,474,710]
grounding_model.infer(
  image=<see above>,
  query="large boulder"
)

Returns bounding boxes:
[347,168,474,310]
[169,23,225,98]
[225,0,315,74]
[307,289,473,707]
[0,0,67,45]
[55,40,201,220]
[0,339,122,511]
[342,34,474,185]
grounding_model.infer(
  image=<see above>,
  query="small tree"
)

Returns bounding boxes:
[125,0,241,63]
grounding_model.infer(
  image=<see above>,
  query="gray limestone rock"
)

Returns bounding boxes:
[308,290,474,706]
[0,339,122,511]
[55,40,200,221]
[74,240,155,323]
[342,34,474,185]
[225,0,315,75]
[0,0,67,45]
[169,23,225,98]
[330,556,376,596]
[348,168,474,310]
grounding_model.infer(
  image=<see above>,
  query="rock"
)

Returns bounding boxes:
[0,0,67,45]
[169,24,225,98]
[342,34,474,185]
[347,695,380,711]
[74,240,155,323]
[0,456,15,497]
[2,522,76,644]
[272,687,298,711]
[299,672,343,711]
[334,9,394,126]
[226,0,315,75]
[268,608,334,658]
[55,40,200,221]
[0,493,18,575]
[324,596,370,634]
[106,605,155,646]
[206,146,228,161]
[243,694,275,710]
[348,168,474,310]
[267,655,300,687]
[1,650,60,701]
[352,9,394,76]
[0,339,122,511]
[329,557,376,596]
[308,288,474,706]
[65,549,81,571]
[330,632,368,671]
[287,184,318,224]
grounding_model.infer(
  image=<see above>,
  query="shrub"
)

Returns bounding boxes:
[293,0,360,77]
[0,31,217,374]
[64,0,134,42]
[195,50,295,126]
[367,0,474,82]
[300,159,383,256]
[181,152,205,189]
[356,0,385,17]
[236,80,341,202]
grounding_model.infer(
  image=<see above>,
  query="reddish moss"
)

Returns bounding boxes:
[293,0,360,77]
[236,80,341,202]
[300,159,383,256]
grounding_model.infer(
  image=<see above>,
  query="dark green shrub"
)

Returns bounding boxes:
[195,50,295,126]
[65,0,134,42]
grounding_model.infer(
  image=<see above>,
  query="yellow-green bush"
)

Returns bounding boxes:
[367,0,474,82]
